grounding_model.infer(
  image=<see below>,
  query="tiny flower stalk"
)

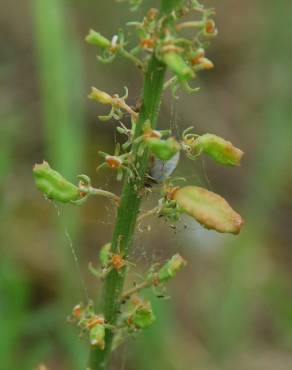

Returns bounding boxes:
[32,1,245,370]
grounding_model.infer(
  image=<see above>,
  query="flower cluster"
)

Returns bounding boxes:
[69,252,186,350]
[86,0,218,95]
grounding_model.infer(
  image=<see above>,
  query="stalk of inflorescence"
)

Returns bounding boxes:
[32,1,245,369]
[89,3,184,369]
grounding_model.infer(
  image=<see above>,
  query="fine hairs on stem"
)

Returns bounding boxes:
[33,1,244,369]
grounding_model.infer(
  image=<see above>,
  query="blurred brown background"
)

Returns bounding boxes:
[1,0,292,369]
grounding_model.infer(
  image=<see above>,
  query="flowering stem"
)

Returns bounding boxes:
[89,1,183,369]
[89,55,166,370]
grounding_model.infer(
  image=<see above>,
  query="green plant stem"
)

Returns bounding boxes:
[89,55,166,370]
[89,1,183,369]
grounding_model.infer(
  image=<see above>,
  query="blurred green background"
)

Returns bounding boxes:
[1,0,292,369]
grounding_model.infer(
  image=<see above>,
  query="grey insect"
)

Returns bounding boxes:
[148,151,180,183]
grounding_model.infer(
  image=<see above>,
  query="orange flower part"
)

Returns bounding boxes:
[111,254,126,270]
[105,156,123,169]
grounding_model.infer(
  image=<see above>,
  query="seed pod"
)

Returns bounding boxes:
[173,186,244,234]
[85,29,111,49]
[130,299,155,329]
[33,161,81,203]
[88,87,113,105]
[158,254,186,282]
[162,52,194,80]
[146,137,181,161]
[89,324,105,350]
[194,133,243,166]
[99,243,111,266]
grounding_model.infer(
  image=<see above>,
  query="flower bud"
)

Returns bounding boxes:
[33,161,82,203]
[129,298,155,329]
[158,254,186,282]
[85,29,111,49]
[99,243,111,266]
[162,52,194,80]
[89,324,105,350]
[195,133,243,166]
[194,57,214,71]
[204,19,218,37]
[173,186,244,234]
[105,155,123,169]
[190,48,205,65]
[72,304,84,319]
[146,137,181,161]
